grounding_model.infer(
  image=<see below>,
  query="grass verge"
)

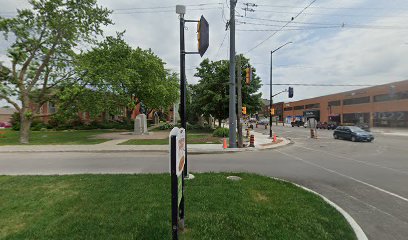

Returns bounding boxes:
[0,173,356,240]
[0,129,111,145]
[120,134,222,145]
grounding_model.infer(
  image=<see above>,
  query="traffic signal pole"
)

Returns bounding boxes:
[229,0,237,148]
[269,41,292,138]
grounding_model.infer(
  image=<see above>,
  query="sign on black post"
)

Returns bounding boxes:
[170,127,186,240]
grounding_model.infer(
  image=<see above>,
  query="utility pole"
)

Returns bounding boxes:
[237,56,243,148]
[269,52,272,138]
[229,0,237,148]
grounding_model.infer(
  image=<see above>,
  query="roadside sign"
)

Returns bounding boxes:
[169,127,186,239]
[169,127,186,177]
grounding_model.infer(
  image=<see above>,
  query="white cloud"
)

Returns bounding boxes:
[2,0,408,108]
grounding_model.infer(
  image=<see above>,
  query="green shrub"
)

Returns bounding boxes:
[159,123,174,130]
[213,127,229,137]
[12,123,20,131]
[31,123,49,131]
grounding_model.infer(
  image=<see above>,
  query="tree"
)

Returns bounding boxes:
[0,0,112,143]
[71,34,179,122]
[193,55,262,126]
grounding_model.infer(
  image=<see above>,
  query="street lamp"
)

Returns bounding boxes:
[270,41,292,138]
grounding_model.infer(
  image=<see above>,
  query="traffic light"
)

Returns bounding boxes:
[197,15,209,57]
[270,108,275,115]
[288,87,294,98]
[242,106,247,115]
[245,67,252,85]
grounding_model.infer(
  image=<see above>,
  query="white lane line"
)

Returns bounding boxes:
[295,145,408,175]
[271,177,368,240]
[275,149,408,203]
[324,184,408,225]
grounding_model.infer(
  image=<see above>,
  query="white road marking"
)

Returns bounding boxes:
[276,149,408,203]
[296,145,408,175]
[324,184,408,225]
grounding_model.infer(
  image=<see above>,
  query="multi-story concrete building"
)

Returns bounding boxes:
[283,80,408,128]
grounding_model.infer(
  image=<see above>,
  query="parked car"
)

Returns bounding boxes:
[249,118,257,123]
[258,118,269,125]
[333,126,374,142]
[316,122,327,129]
[291,120,304,127]
[327,121,338,130]
[0,122,12,129]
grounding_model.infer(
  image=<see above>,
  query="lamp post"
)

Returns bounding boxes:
[270,41,292,138]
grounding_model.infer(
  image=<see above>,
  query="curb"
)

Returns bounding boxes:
[0,137,292,154]
[271,177,368,240]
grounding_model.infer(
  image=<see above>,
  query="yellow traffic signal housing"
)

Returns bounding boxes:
[270,108,275,115]
[245,67,251,85]
[242,106,247,115]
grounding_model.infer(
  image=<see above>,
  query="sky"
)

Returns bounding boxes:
[1,0,408,107]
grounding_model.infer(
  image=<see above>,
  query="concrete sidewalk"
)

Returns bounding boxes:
[370,127,408,137]
[0,130,290,154]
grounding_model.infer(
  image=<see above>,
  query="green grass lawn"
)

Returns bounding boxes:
[0,173,356,240]
[0,129,111,145]
[120,134,222,145]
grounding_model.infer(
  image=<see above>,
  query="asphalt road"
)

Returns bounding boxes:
[1,126,407,240]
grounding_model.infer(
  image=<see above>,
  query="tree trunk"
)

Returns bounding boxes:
[19,114,32,144]
[218,119,222,128]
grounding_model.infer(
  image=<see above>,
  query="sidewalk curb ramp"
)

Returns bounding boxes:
[271,177,368,240]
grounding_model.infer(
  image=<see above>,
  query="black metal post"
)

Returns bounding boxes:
[180,15,188,177]
[171,135,178,240]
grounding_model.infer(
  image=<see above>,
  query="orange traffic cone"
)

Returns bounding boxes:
[223,138,227,149]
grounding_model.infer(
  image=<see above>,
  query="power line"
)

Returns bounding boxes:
[112,7,222,14]
[252,4,408,11]
[214,31,228,59]
[244,0,317,54]
[237,26,341,32]
[112,3,222,11]
[265,83,376,87]
[254,9,408,19]
[237,15,342,26]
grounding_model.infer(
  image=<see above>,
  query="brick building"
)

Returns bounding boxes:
[0,108,17,122]
[283,80,408,128]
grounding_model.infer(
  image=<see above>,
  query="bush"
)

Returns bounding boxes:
[12,123,20,131]
[159,123,174,130]
[31,123,49,131]
[213,127,229,137]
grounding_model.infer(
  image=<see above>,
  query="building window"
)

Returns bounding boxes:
[343,112,370,124]
[374,111,408,127]
[328,100,340,106]
[48,102,56,114]
[293,105,304,110]
[343,96,370,105]
[374,94,391,102]
[284,107,293,111]
[305,103,320,109]
[374,91,408,102]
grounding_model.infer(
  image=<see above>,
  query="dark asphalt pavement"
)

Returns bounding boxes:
[0,125,407,239]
